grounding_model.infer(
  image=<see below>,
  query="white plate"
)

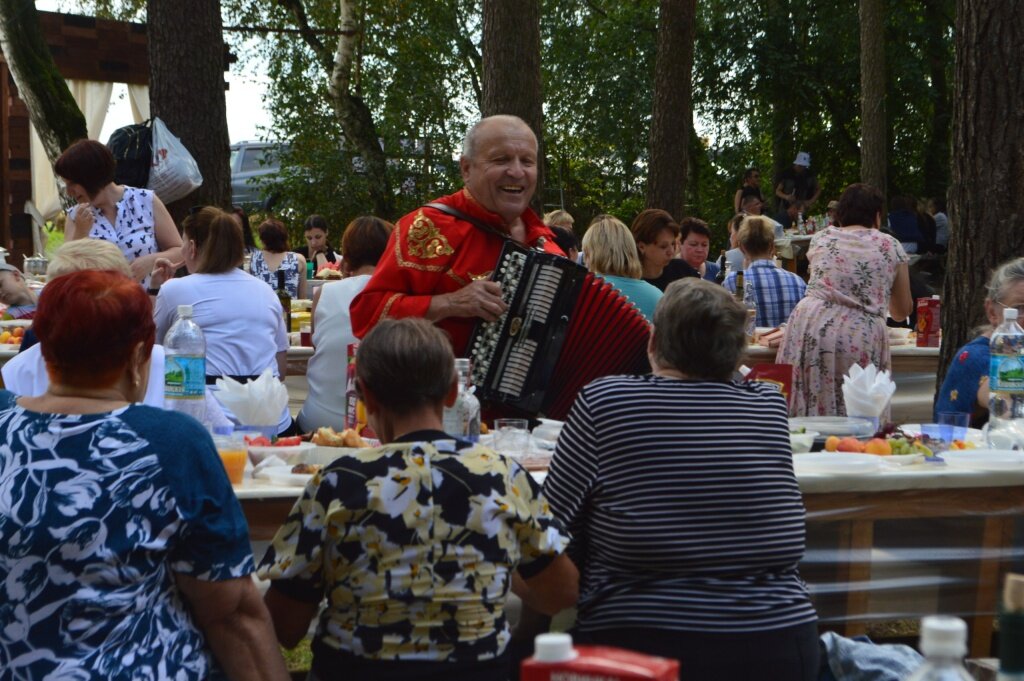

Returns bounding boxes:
[941,449,1024,471]
[900,423,985,446]
[790,430,820,454]
[789,417,876,438]
[259,467,316,487]
[793,452,887,475]
[888,453,927,466]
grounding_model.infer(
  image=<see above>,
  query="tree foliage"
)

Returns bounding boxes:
[59,0,954,251]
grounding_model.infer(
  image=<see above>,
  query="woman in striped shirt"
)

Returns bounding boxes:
[543,278,819,680]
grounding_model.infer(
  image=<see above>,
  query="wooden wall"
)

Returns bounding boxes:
[1,11,148,260]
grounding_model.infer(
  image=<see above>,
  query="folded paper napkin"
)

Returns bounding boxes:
[213,369,289,427]
[841,364,896,418]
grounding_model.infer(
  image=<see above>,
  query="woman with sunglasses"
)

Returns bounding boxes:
[935,258,1024,427]
[55,139,182,287]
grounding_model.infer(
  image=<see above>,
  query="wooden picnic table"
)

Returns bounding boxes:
[236,450,1021,657]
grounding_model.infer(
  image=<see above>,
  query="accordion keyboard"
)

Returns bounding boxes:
[496,263,563,395]
[470,249,527,387]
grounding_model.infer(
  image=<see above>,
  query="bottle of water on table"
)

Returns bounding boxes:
[442,358,480,442]
[164,304,207,425]
[902,616,972,680]
[987,307,1024,449]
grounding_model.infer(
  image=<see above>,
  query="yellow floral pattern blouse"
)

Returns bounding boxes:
[257,438,568,662]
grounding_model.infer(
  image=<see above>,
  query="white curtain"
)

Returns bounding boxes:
[127,84,150,122]
[29,79,114,220]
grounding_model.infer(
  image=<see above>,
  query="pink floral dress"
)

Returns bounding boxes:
[776,227,908,416]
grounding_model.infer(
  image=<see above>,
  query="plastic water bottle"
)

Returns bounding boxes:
[442,358,480,442]
[164,304,207,424]
[986,307,1024,449]
[902,616,972,680]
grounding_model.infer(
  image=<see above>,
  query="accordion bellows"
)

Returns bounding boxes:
[469,242,651,419]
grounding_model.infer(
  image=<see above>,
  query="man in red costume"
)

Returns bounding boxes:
[350,115,563,356]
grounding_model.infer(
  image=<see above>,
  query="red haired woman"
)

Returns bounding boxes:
[0,270,288,680]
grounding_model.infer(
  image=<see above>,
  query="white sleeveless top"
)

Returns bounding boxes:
[297,275,371,432]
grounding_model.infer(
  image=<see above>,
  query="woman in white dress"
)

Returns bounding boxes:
[56,139,182,285]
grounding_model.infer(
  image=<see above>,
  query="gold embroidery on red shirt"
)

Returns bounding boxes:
[406,211,454,259]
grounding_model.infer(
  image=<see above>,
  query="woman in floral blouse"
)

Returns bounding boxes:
[777,183,913,416]
[259,318,577,681]
[0,270,287,680]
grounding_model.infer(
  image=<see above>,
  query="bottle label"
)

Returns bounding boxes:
[991,354,1024,392]
[165,355,206,400]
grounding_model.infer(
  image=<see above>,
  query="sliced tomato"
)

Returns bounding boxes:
[244,435,273,447]
[274,436,303,447]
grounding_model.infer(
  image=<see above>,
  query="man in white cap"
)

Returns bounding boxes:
[773,151,820,215]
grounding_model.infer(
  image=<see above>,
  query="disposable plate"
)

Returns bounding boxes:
[793,452,887,475]
[940,449,1024,471]
[259,467,316,487]
[788,416,877,438]
[899,424,985,446]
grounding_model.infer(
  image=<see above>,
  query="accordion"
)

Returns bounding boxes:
[468,241,651,419]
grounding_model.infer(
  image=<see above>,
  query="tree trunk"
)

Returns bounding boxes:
[940,0,1024,389]
[859,0,886,193]
[764,0,794,194]
[921,0,952,201]
[0,0,86,165]
[147,0,230,220]
[481,0,544,213]
[645,0,697,221]
[281,0,395,219]
[327,0,393,219]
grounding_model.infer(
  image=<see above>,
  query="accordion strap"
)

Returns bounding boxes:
[423,202,514,243]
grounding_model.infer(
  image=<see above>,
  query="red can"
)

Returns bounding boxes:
[916,296,941,347]
[522,644,678,681]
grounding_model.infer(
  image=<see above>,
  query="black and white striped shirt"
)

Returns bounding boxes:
[543,374,817,634]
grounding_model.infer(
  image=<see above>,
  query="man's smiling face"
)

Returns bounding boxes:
[460,119,538,225]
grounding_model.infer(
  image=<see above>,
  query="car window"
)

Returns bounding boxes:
[240,148,267,173]
[229,148,239,171]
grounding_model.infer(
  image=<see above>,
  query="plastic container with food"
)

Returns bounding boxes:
[247,440,316,466]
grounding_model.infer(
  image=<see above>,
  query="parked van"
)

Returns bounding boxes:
[230,141,286,208]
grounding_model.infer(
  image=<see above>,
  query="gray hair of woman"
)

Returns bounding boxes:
[982,257,1024,331]
[986,257,1024,304]
[355,318,456,415]
[652,278,747,381]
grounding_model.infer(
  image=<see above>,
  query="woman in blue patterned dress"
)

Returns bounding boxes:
[249,218,308,299]
[56,139,183,287]
[0,270,288,681]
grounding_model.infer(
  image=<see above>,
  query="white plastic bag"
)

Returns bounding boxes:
[147,117,203,203]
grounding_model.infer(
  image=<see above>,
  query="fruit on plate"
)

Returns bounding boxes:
[886,436,934,457]
[836,436,865,453]
[824,435,841,452]
[949,439,976,450]
[863,438,892,456]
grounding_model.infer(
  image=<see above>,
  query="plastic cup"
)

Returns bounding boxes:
[494,418,530,460]
[213,435,247,485]
[300,324,312,347]
[936,411,969,443]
